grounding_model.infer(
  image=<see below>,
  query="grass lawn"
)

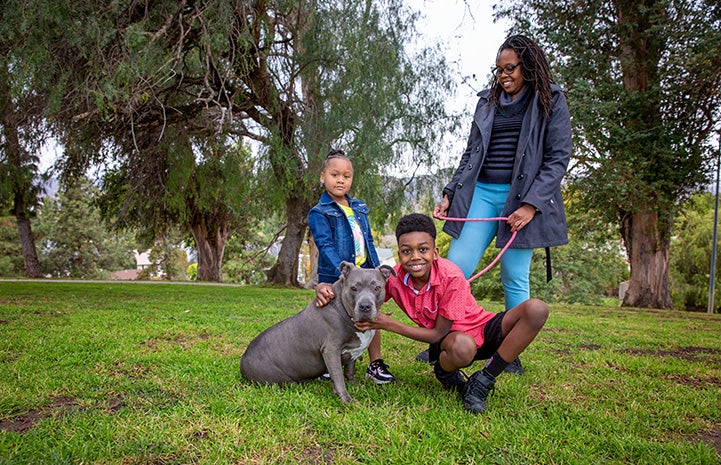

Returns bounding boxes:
[0,280,719,464]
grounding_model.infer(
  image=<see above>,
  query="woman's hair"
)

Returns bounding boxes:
[321,148,351,172]
[490,34,555,119]
[395,213,436,242]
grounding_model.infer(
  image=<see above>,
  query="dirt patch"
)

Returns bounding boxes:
[0,396,78,434]
[140,332,212,351]
[300,445,336,464]
[663,374,721,388]
[694,429,721,455]
[619,346,721,364]
[0,394,126,434]
[579,344,602,351]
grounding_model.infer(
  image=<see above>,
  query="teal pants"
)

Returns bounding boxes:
[447,182,533,310]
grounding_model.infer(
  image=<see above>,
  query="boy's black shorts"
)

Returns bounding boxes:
[427,311,506,364]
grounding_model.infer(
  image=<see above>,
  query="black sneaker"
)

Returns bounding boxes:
[318,372,331,381]
[416,349,430,363]
[462,370,496,414]
[433,363,467,394]
[504,357,524,375]
[365,359,396,384]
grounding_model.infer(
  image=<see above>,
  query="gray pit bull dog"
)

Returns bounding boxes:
[240,261,395,403]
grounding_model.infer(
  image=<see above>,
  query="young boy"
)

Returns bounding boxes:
[316,213,548,413]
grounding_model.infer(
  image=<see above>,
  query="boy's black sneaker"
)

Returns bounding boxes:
[433,363,467,394]
[504,357,524,375]
[462,370,496,414]
[416,349,431,363]
[365,359,396,384]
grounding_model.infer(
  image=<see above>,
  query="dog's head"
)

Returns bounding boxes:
[338,261,395,322]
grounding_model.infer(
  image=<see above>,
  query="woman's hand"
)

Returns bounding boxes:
[507,204,537,232]
[433,195,450,218]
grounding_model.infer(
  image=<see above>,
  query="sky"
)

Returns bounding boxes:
[410,0,512,114]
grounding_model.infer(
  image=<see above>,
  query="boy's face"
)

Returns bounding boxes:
[397,231,439,285]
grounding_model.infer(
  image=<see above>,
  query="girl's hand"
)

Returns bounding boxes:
[315,283,335,307]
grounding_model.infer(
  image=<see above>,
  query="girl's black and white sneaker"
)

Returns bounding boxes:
[365,359,396,384]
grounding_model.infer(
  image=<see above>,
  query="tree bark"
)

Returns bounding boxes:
[303,232,318,289]
[14,197,42,278]
[267,196,311,286]
[620,210,673,308]
[189,215,228,282]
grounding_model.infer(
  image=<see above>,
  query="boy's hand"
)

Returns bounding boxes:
[315,283,335,307]
[354,311,392,331]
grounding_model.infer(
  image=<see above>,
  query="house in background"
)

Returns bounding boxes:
[111,250,153,280]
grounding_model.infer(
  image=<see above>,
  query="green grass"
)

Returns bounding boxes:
[0,281,719,464]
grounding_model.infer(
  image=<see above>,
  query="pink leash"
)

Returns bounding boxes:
[433,213,517,283]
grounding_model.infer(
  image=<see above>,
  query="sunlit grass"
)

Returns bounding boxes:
[0,281,719,464]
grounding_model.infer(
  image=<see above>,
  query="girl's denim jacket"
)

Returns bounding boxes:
[308,191,380,284]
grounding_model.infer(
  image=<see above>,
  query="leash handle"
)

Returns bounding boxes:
[433,213,518,282]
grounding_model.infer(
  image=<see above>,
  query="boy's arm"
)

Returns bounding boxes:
[354,313,453,344]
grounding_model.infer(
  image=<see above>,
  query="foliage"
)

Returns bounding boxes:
[0,216,23,276]
[1,282,719,463]
[23,0,460,285]
[670,193,721,311]
[186,263,198,281]
[222,241,276,285]
[35,178,135,279]
[136,230,189,281]
[494,0,721,308]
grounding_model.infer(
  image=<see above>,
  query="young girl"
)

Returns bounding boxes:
[308,149,395,384]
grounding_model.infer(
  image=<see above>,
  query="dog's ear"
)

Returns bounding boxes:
[378,264,396,281]
[340,261,355,278]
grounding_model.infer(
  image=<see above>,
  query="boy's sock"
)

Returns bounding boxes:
[482,352,510,379]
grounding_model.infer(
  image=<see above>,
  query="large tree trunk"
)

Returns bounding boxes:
[619,210,673,308]
[267,196,311,286]
[189,216,228,282]
[14,195,42,278]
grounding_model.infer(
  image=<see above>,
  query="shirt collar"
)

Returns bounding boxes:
[401,264,434,294]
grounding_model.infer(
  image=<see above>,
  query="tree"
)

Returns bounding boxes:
[36,178,135,278]
[35,1,458,286]
[97,130,260,282]
[496,0,721,308]
[0,9,50,278]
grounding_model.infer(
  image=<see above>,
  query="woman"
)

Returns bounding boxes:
[434,34,572,311]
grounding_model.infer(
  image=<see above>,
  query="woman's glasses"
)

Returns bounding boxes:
[491,62,521,77]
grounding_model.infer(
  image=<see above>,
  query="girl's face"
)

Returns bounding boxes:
[496,48,526,100]
[320,157,353,203]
